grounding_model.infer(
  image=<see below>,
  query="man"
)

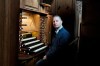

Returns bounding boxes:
[36,15,70,66]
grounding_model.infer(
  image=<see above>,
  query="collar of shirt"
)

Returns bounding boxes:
[55,25,63,34]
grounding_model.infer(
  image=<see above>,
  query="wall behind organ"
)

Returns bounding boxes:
[22,12,40,39]
[51,0,75,15]
[51,0,75,38]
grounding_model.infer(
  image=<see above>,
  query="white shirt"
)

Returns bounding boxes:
[55,25,63,34]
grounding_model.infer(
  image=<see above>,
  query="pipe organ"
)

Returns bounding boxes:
[19,1,52,65]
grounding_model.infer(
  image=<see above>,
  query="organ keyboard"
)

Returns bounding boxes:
[19,33,47,61]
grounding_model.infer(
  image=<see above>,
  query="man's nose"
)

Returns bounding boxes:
[54,21,57,23]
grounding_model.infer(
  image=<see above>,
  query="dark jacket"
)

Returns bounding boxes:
[46,27,70,64]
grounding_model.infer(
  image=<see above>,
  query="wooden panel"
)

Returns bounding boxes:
[25,0,33,7]
[20,0,47,15]
[20,0,25,8]
[0,0,5,66]
[45,15,53,45]
[51,0,57,14]
[0,0,19,66]
[79,1,100,66]
[24,0,39,11]
[51,0,75,15]
[81,0,100,38]
[25,0,39,8]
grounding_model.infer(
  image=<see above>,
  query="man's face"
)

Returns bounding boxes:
[53,16,62,29]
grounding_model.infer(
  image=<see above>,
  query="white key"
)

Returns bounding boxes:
[24,40,40,46]
[33,46,47,53]
[21,37,36,41]
[29,43,44,49]
[21,33,31,36]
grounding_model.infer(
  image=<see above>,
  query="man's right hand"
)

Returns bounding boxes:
[43,55,47,60]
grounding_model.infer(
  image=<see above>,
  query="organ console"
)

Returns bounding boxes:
[19,1,52,65]
[18,32,48,66]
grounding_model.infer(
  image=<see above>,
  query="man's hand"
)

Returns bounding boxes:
[43,55,47,60]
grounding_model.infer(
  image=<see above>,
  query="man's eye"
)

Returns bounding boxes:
[56,20,58,22]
